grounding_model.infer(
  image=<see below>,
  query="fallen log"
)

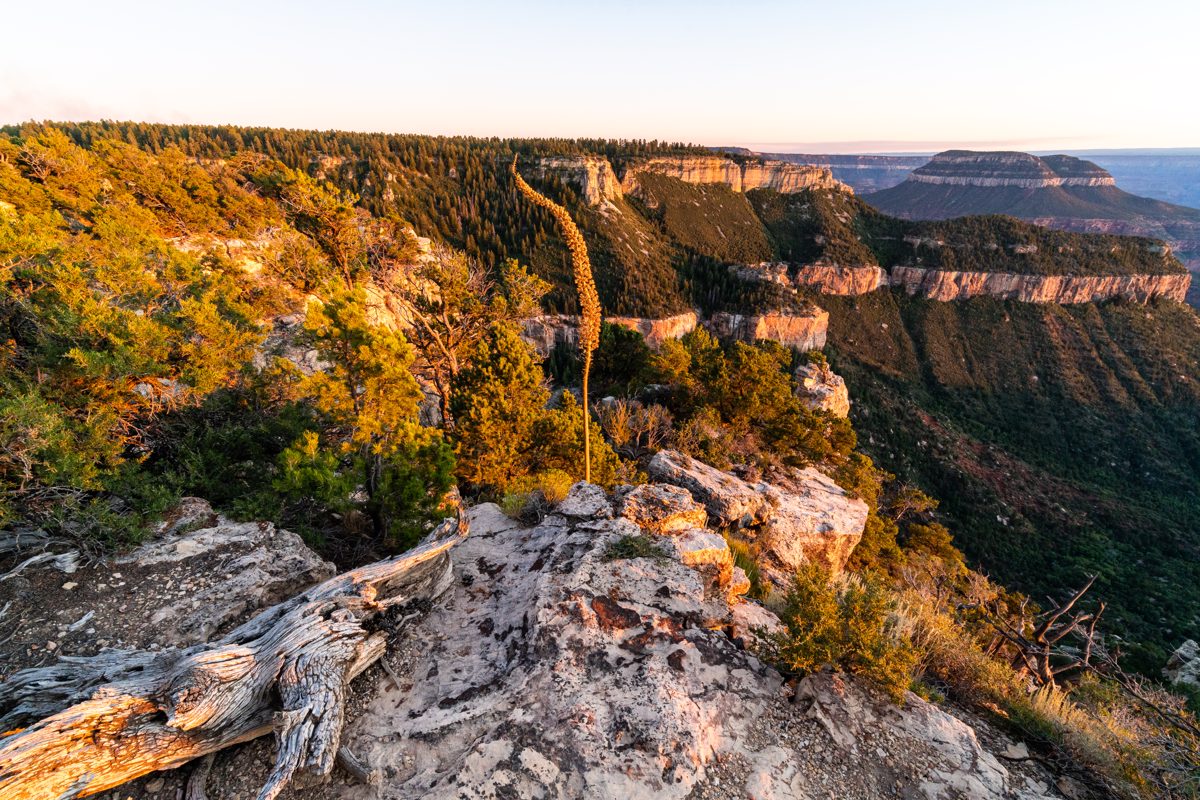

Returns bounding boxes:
[0,513,467,800]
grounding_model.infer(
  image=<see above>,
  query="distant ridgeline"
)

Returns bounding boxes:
[25,123,1188,320]
[866,150,1200,301]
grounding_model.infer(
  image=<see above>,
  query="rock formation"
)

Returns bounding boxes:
[521,311,699,356]
[528,155,624,206]
[736,263,888,296]
[705,309,829,351]
[904,151,1115,188]
[888,266,1191,304]
[733,259,1191,305]
[0,485,1067,799]
[795,362,850,417]
[538,155,847,208]
[647,450,868,584]
[866,149,1200,278]
[1164,639,1200,691]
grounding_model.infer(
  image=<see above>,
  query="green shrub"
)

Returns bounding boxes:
[500,491,532,520]
[765,563,917,702]
[724,534,769,601]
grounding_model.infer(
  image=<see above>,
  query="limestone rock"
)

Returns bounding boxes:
[618,483,708,534]
[668,528,735,585]
[754,468,868,581]
[322,503,1056,800]
[0,500,335,678]
[795,362,850,417]
[647,450,770,527]
[521,311,697,356]
[4,494,1063,800]
[889,265,1190,304]
[648,451,868,583]
[705,308,829,351]
[333,503,759,799]
[730,601,783,643]
[795,672,1059,800]
[115,505,336,645]
[1165,639,1200,690]
[556,482,613,519]
[737,262,886,296]
[727,566,752,603]
[621,155,847,195]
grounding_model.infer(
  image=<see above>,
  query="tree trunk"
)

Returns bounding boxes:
[0,514,467,800]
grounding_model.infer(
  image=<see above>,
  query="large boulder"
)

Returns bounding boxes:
[618,483,708,533]
[647,450,771,527]
[1165,639,1200,690]
[795,362,850,418]
[648,451,868,586]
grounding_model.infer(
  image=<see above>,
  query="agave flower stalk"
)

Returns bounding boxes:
[511,155,601,482]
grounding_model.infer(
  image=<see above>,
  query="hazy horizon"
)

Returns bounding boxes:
[3,0,1197,151]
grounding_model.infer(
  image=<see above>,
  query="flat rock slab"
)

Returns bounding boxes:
[0,499,334,678]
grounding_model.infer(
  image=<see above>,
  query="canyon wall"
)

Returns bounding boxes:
[622,156,847,195]
[522,308,828,354]
[705,310,829,351]
[536,155,846,207]
[736,258,1190,305]
[522,311,699,356]
[528,156,624,206]
[889,266,1191,304]
[737,263,888,296]
[522,268,1186,358]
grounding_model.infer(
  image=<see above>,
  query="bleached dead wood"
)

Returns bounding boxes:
[0,513,467,800]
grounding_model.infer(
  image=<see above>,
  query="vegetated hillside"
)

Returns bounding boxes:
[822,290,1200,671]
[868,176,1200,226]
[630,172,773,264]
[749,188,1185,277]
[20,120,713,317]
[25,123,1185,321]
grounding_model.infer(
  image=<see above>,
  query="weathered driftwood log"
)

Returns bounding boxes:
[0,513,467,800]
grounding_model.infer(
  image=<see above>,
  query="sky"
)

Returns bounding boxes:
[2,0,1197,153]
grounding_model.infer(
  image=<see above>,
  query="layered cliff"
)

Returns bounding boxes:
[528,155,624,206]
[538,154,846,207]
[522,311,700,355]
[734,261,1191,304]
[888,266,1191,304]
[521,307,829,354]
[905,150,1116,188]
[705,308,829,350]
[622,155,846,196]
[736,262,889,296]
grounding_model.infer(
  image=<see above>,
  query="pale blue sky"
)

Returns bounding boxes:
[3,0,1197,152]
